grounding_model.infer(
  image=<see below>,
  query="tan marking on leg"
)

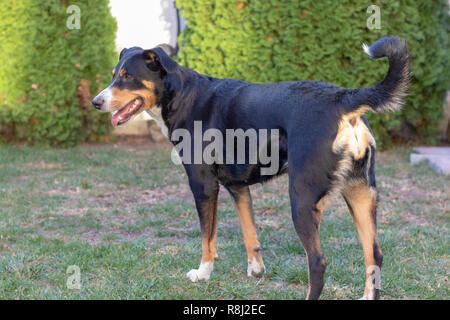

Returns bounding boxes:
[199,199,218,264]
[212,228,219,260]
[343,183,382,299]
[187,195,218,282]
[201,233,217,264]
[315,195,327,214]
[231,186,265,276]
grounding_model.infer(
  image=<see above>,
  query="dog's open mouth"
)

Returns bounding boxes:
[111,98,143,126]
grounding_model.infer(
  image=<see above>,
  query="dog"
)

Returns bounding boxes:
[92,36,410,300]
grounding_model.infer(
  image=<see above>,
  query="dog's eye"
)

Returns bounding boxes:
[121,73,133,81]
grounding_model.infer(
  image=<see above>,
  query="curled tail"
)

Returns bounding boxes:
[345,36,410,114]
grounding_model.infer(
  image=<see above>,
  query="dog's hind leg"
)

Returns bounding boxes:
[343,181,383,300]
[289,173,327,300]
[226,185,265,277]
[186,178,219,282]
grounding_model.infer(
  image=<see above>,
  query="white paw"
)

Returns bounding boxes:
[359,289,378,300]
[187,269,206,282]
[186,262,213,282]
[247,257,265,277]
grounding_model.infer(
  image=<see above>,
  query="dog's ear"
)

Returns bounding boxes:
[143,47,178,73]
[119,47,142,60]
[119,48,128,59]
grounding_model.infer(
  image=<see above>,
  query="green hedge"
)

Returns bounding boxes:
[0,0,117,146]
[176,0,449,148]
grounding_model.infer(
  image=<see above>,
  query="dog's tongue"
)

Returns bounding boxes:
[111,103,132,126]
[110,99,142,126]
[111,113,120,126]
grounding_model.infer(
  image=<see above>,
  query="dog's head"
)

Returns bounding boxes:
[92,46,178,126]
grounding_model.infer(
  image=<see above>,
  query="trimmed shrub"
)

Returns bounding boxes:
[0,0,117,146]
[176,0,449,148]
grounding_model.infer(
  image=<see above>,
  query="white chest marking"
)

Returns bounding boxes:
[146,108,169,139]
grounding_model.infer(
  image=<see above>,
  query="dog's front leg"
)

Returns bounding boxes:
[186,177,219,282]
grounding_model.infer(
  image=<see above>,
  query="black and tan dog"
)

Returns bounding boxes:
[92,36,409,300]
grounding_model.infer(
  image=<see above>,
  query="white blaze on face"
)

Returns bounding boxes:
[94,85,114,112]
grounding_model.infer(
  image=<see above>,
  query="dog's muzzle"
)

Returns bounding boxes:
[92,95,104,110]
[91,87,112,112]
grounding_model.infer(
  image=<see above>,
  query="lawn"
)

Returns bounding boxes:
[0,142,448,299]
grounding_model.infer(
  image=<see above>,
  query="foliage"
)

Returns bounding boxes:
[176,0,450,148]
[0,0,117,146]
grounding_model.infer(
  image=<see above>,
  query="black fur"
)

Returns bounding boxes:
[95,36,410,300]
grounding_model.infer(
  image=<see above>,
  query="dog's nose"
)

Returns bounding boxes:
[92,96,104,110]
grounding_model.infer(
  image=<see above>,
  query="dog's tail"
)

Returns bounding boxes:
[343,36,410,114]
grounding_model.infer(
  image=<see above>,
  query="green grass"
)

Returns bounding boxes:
[0,143,448,299]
